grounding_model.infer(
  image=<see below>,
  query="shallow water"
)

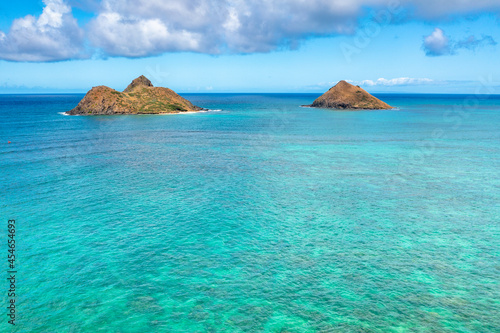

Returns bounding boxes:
[1,93,499,332]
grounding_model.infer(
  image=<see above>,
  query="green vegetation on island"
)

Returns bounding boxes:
[67,75,203,115]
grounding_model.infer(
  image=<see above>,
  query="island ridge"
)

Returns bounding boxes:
[67,75,203,115]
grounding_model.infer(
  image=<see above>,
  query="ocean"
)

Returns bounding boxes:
[1,93,499,332]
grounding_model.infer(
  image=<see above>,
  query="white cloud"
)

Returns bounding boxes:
[89,12,204,57]
[0,0,86,61]
[423,28,497,56]
[422,28,450,56]
[349,77,435,86]
[88,0,225,56]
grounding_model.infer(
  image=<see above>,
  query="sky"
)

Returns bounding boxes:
[0,0,499,94]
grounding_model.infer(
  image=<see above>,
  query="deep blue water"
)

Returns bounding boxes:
[1,93,499,332]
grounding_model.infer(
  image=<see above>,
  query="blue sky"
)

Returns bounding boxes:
[0,0,499,93]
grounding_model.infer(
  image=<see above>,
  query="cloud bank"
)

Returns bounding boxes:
[348,77,434,86]
[423,28,497,56]
[1,0,499,61]
[88,0,367,56]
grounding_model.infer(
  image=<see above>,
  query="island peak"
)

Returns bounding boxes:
[307,80,392,110]
[123,75,154,93]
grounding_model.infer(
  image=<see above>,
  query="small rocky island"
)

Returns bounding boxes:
[307,80,392,110]
[67,75,203,115]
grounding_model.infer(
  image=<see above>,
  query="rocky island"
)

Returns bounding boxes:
[67,75,203,115]
[306,80,392,110]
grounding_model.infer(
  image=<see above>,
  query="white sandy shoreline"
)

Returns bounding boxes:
[61,109,222,116]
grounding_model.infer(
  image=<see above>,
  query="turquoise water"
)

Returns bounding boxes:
[1,93,499,332]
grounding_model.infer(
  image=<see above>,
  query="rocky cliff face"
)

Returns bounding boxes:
[67,75,203,115]
[308,80,392,110]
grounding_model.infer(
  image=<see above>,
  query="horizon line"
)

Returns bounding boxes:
[1,91,500,96]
